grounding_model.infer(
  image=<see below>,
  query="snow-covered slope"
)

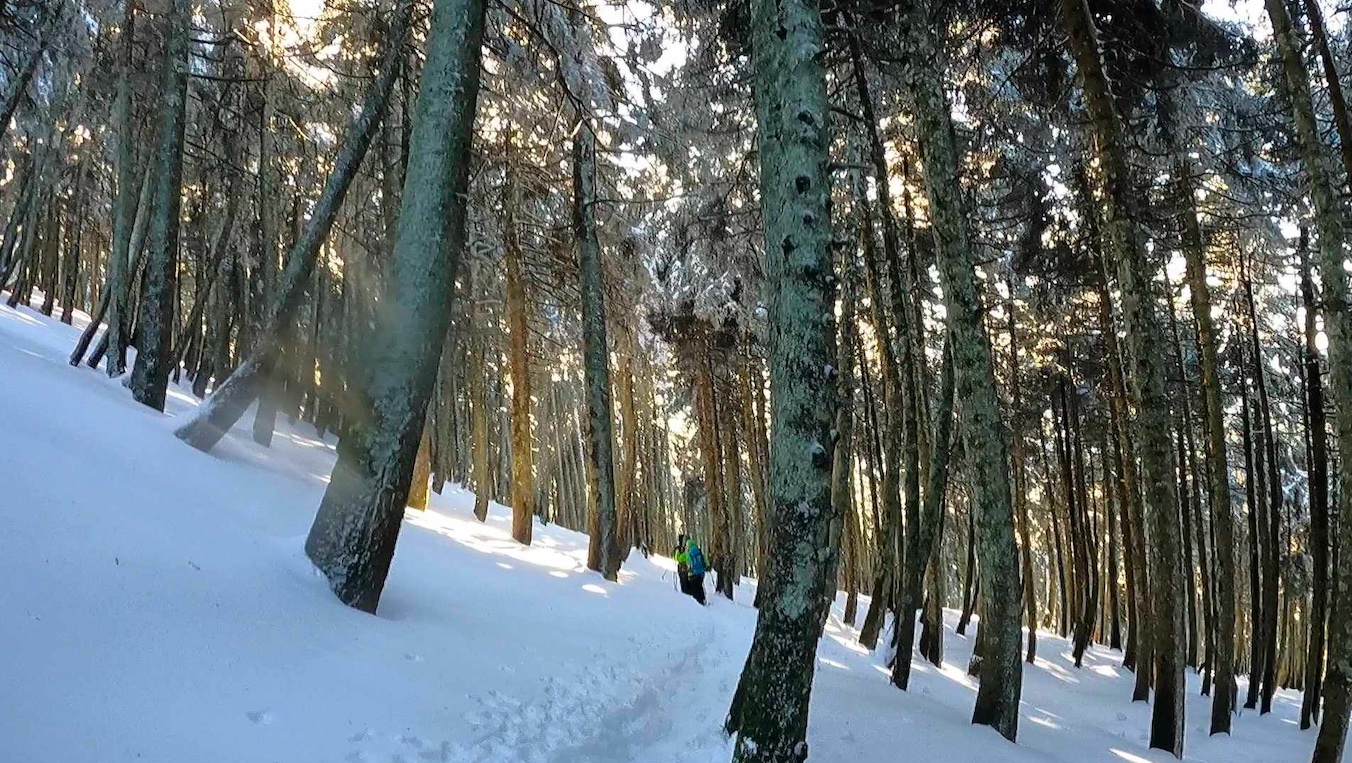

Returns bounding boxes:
[0,299,1321,763]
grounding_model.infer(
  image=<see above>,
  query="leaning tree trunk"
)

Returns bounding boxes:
[846,23,921,650]
[574,127,622,582]
[128,0,191,412]
[304,0,487,613]
[175,2,412,451]
[1265,2,1352,756]
[0,5,58,151]
[1062,0,1186,754]
[72,163,151,369]
[725,0,837,757]
[900,0,1022,739]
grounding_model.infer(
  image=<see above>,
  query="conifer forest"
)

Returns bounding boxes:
[6,0,1352,761]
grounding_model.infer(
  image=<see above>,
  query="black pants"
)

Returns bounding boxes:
[680,572,707,605]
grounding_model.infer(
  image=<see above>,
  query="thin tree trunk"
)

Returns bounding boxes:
[1242,264,1281,716]
[100,30,139,359]
[829,259,858,625]
[1105,441,1122,650]
[1061,0,1185,752]
[893,335,955,688]
[1242,355,1264,711]
[899,2,1022,736]
[174,4,411,450]
[1178,157,1237,733]
[503,139,534,544]
[1010,288,1039,663]
[1300,229,1330,730]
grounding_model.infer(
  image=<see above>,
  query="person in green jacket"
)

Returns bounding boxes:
[673,534,707,605]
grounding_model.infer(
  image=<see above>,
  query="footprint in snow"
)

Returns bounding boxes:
[399,733,424,749]
[416,741,452,762]
[246,710,274,725]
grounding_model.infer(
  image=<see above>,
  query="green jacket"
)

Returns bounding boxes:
[675,539,696,571]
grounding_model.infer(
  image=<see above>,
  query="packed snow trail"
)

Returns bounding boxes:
[0,297,1323,762]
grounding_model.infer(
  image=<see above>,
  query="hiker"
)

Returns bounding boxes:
[674,534,707,606]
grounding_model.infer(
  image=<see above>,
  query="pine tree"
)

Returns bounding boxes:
[304,0,488,613]
[725,0,837,756]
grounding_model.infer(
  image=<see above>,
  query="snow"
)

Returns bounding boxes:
[0,295,1325,763]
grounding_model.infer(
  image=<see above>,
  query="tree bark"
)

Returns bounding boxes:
[1242,358,1264,711]
[503,139,534,544]
[900,1,1022,738]
[1173,156,1238,730]
[892,334,955,688]
[574,128,622,582]
[128,0,191,412]
[1300,230,1329,730]
[304,0,487,613]
[1061,0,1186,752]
[104,0,136,375]
[726,0,837,755]
[1009,289,1039,663]
[1242,263,1281,715]
[1261,1,1352,755]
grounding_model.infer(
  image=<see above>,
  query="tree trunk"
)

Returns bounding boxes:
[503,140,534,544]
[900,2,1022,737]
[174,3,411,450]
[408,423,431,510]
[574,128,621,582]
[1061,0,1185,753]
[1010,289,1039,663]
[1261,1,1352,755]
[616,339,639,552]
[304,0,487,613]
[726,0,837,755]
[104,6,137,374]
[846,26,920,652]
[1242,358,1264,711]
[893,335,954,689]
[1105,441,1122,650]
[1179,152,1241,728]
[1242,263,1281,715]
[128,0,191,412]
[717,363,743,599]
[1300,230,1330,730]
[829,258,858,624]
[0,6,57,150]
[467,264,490,521]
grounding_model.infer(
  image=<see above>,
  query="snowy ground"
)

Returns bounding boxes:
[0,296,1322,763]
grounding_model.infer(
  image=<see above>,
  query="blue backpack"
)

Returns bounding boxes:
[688,543,706,576]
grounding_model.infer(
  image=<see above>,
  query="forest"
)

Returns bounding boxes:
[2,0,1352,760]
